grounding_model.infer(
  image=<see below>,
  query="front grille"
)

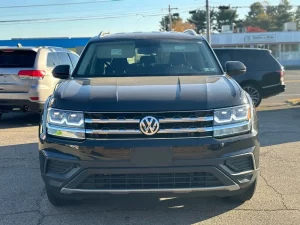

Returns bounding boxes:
[46,160,74,174]
[76,172,224,190]
[225,156,254,173]
[84,110,214,139]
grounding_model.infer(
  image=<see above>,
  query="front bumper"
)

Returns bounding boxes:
[39,132,260,198]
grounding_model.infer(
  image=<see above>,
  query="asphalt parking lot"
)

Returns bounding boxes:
[0,71,300,225]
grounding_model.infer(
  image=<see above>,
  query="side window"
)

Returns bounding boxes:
[57,52,72,67]
[231,51,255,69]
[68,53,79,68]
[214,50,232,69]
[46,53,59,68]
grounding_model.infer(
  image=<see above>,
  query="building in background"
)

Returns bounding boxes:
[212,31,300,67]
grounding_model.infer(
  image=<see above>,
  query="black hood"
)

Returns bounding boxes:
[50,76,248,112]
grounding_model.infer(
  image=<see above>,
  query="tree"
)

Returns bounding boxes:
[295,6,300,30]
[275,0,294,30]
[159,14,181,31]
[247,2,265,19]
[244,2,275,31]
[172,19,195,32]
[244,0,294,31]
[187,9,215,33]
[215,8,239,30]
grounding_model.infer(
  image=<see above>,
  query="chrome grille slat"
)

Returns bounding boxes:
[85,116,213,124]
[160,116,213,123]
[86,127,213,135]
[84,110,214,139]
[86,129,141,135]
[85,118,140,124]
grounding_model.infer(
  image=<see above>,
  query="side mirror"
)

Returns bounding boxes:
[52,65,70,79]
[225,61,246,76]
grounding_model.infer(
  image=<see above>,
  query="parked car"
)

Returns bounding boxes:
[213,48,285,107]
[0,46,79,119]
[39,31,260,206]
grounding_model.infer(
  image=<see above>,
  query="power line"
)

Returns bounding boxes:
[1,4,299,25]
[0,0,122,9]
[1,4,204,18]
[0,8,205,25]
[0,12,168,25]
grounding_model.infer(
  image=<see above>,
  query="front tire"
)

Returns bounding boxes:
[242,84,262,107]
[224,179,257,203]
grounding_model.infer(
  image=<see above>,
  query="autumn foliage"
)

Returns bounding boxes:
[172,19,195,32]
[246,26,267,33]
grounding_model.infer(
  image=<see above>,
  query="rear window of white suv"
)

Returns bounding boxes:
[0,50,36,68]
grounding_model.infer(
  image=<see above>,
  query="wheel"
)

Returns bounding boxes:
[224,179,257,203]
[46,188,76,206]
[242,84,262,107]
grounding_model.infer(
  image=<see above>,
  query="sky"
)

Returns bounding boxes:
[0,0,298,39]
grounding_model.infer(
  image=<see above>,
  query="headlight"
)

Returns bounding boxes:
[46,108,85,139]
[213,104,251,138]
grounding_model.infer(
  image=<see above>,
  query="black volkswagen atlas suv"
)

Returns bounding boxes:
[38,31,260,206]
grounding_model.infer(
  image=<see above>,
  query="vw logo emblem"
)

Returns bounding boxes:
[139,116,159,135]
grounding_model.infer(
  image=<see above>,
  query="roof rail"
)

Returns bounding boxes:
[40,46,68,50]
[183,29,198,36]
[98,31,110,37]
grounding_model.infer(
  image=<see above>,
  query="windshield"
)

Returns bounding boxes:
[74,39,222,77]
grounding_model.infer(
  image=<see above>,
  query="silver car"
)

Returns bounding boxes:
[0,46,79,119]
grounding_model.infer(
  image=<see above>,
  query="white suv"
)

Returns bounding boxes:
[0,46,79,118]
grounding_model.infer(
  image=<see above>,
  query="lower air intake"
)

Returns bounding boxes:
[225,156,254,173]
[46,160,74,175]
[77,172,224,190]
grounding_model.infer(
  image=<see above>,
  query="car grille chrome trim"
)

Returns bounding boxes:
[159,116,213,123]
[84,110,214,139]
[61,184,240,194]
[85,118,139,124]
[85,127,213,135]
[84,116,214,124]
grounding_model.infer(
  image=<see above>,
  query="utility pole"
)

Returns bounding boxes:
[206,0,211,44]
[164,5,178,31]
[168,5,173,31]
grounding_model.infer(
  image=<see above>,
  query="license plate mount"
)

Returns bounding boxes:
[131,147,172,167]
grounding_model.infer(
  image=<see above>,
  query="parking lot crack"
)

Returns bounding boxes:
[260,173,288,210]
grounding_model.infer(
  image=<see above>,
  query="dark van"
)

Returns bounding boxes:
[213,48,285,107]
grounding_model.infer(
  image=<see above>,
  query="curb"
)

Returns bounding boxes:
[286,98,300,106]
